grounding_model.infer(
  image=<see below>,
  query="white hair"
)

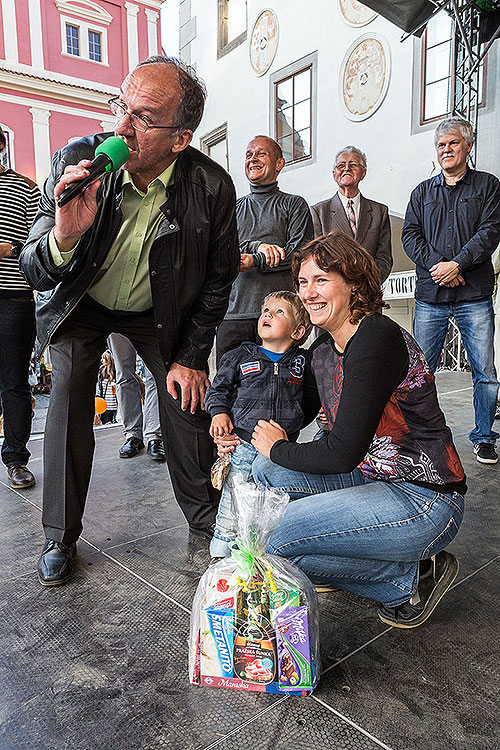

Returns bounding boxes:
[434,117,474,148]
[333,146,367,170]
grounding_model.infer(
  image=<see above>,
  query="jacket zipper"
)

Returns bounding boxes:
[272,361,279,421]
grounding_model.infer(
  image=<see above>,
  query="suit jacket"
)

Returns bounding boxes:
[310,192,393,282]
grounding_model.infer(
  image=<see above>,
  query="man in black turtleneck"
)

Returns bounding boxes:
[215,135,313,365]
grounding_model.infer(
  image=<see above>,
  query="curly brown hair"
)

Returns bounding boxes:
[291,231,388,324]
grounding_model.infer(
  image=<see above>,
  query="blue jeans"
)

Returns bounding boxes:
[209,440,258,558]
[413,297,499,445]
[0,296,36,467]
[252,456,464,606]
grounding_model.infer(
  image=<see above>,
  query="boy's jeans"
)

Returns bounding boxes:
[209,440,258,558]
[252,456,464,607]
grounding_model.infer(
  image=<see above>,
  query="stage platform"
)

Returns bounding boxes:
[1,372,498,750]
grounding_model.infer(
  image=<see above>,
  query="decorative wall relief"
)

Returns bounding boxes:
[339,34,390,121]
[249,9,279,76]
[339,0,378,27]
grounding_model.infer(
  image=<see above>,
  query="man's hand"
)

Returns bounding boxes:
[0,242,13,259]
[257,243,285,268]
[166,363,210,414]
[53,160,101,252]
[210,413,234,438]
[240,254,254,272]
[252,419,288,458]
[430,260,462,286]
[443,275,465,287]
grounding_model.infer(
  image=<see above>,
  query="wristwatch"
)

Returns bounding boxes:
[9,240,23,259]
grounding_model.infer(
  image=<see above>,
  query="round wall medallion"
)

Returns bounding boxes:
[249,9,279,76]
[339,34,390,121]
[339,0,378,27]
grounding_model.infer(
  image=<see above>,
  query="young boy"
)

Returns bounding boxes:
[205,291,313,557]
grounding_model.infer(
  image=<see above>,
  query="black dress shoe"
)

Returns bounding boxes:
[7,464,36,489]
[147,439,166,461]
[37,539,77,586]
[119,437,144,458]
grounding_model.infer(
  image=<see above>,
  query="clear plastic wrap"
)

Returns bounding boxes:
[189,474,321,695]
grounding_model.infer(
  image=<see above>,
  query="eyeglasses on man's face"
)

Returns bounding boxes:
[108,97,180,133]
[334,161,365,172]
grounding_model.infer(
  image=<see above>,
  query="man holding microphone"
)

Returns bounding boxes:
[21,56,239,586]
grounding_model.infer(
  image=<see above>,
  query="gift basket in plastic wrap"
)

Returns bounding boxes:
[189,474,321,695]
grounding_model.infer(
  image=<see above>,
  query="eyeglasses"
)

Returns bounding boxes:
[108,98,180,133]
[334,161,365,171]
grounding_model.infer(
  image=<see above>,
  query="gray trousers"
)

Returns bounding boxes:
[107,332,161,442]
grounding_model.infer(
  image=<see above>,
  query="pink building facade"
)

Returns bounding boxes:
[0,0,163,183]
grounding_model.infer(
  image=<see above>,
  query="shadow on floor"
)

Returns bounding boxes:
[0,372,498,749]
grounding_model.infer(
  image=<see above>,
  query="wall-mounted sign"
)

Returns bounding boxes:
[383,270,416,300]
[249,9,279,76]
[339,33,390,121]
[339,0,378,27]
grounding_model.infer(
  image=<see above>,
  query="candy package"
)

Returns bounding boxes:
[189,474,321,695]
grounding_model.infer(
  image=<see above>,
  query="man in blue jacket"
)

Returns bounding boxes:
[402,116,500,465]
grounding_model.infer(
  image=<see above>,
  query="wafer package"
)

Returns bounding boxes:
[189,475,320,695]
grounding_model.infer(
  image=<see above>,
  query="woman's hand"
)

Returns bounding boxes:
[251,419,288,458]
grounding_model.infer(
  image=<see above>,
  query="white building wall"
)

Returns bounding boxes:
[189,0,498,211]
[187,0,498,332]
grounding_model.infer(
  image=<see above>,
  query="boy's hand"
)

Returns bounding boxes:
[210,413,234,438]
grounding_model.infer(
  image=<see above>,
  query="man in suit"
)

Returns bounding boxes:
[310,146,393,282]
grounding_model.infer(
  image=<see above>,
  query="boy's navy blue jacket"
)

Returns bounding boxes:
[205,342,317,442]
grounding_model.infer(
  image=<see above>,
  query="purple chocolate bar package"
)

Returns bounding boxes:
[275,606,313,690]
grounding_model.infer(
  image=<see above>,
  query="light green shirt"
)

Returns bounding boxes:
[49,161,176,311]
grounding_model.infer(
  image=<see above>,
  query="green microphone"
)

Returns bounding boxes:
[57,136,130,208]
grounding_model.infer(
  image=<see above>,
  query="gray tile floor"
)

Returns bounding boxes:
[1,372,498,750]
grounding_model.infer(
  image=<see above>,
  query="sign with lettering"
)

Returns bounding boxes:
[383,270,416,299]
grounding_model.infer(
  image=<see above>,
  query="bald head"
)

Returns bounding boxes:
[245,136,285,185]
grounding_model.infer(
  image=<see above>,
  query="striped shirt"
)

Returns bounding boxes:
[0,167,41,292]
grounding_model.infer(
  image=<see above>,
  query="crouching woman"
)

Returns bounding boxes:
[251,232,466,628]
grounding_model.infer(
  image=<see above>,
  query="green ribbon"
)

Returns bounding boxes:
[229,537,256,580]
[230,537,278,593]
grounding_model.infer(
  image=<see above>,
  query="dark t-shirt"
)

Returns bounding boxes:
[271,314,467,496]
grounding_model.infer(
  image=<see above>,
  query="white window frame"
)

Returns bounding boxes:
[0,124,14,169]
[60,15,109,66]
[269,51,318,171]
[200,123,229,171]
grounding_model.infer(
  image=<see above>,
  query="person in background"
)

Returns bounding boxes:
[0,125,40,489]
[402,116,500,465]
[108,333,165,461]
[492,245,500,420]
[21,56,239,586]
[215,135,313,365]
[97,351,118,425]
[310,146,393,282]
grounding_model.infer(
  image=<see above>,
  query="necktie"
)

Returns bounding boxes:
[347,199,356,236]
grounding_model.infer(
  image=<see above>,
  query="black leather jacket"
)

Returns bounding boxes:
[20,133,239,367]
